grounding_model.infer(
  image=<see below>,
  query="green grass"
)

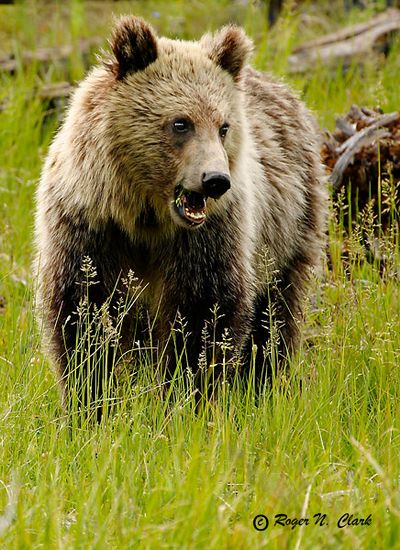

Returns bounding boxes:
[1,1,400,548]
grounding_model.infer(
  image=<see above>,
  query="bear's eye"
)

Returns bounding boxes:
[172,118,192,134]
[219,123,230,139]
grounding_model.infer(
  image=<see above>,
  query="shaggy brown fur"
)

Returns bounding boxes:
[34,16,327,415]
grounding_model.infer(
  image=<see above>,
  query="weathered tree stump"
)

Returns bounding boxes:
[322,104,400,229]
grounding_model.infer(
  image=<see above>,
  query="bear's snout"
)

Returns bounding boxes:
[202,172,231,199]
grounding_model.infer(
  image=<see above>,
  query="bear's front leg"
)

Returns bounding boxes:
[246,254,309,387]
[36,214,141,421]
[45,258,131,422]
[160,291,251,396]
[156,226,255,394]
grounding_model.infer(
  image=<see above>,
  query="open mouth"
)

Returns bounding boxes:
[174,185,207,226]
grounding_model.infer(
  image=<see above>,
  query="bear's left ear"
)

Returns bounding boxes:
[109,15,158,80]
[201,25,253,82]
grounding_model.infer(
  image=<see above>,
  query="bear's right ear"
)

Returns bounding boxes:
[109,16,158,80]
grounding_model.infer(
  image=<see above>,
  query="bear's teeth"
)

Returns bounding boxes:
[184,208,205,220]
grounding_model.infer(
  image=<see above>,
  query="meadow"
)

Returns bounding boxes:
[0,1,399,548]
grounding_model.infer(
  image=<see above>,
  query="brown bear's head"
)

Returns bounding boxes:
[73,16,253,234]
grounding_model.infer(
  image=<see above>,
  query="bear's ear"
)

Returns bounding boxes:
[109,16,158,80]
[201,25,253,81]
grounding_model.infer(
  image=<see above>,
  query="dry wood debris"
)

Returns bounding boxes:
[0,37,101,73]
[322,105,400,221]
[288,9,400,73]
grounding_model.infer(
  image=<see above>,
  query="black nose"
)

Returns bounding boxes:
[202,172,231,199]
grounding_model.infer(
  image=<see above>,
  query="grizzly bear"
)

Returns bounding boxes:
[34,15,327,415]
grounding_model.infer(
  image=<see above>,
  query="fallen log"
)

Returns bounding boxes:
[329,111,399,190]
[0,81,74,114]
[322,104,400,229]
[38,81,74,101]
[288,8,400,73]
[0,37,102,73]
[322,104,400,275]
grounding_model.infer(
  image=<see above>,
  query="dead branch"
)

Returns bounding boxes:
[322,104,400,241]
[0,37,102,73]
[288,8,400,73]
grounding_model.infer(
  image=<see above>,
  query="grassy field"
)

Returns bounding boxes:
[0,1,399,548]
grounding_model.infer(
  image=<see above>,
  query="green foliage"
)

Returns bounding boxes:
[0,1,399,548]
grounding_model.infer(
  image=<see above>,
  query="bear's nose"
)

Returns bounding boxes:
[202,172,231,199]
